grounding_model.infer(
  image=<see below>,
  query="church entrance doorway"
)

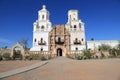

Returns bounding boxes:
[57,48,62,56]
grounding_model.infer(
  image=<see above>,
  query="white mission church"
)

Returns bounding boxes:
[30,5,119,57]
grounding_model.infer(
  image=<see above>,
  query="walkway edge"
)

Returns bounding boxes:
[0,61,48,79]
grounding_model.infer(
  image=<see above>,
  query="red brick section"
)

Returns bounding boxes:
[1,57,120,80]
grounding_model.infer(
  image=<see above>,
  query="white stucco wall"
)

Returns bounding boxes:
[30,32,49,51]
[87,40,119,50]
[70,45,86,51]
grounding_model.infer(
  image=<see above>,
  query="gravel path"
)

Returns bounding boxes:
[1,57,120,80]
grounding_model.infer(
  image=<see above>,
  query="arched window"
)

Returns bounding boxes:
[34,38,36,42]
[76,47,78,51]
[82,38,84,41]
[74,25,77,30]
[75,38,78,42]
[79,23,81,29]
[41,26,44,29]
[58,37,61,42]
[36,25,39,29]
[41,38,43,43]
[74,25,77,28]
[41,47,43,51]
[42,15,44,20]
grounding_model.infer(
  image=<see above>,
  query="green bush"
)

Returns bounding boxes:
[83,50,92,59]
[77,53,84,60]
[2,53,11,60]
[77,50,95,60]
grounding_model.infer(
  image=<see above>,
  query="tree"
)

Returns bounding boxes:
[2,46,8,49]
[19,38,29,50]
[91,38,94,41]
[98,44,111,51]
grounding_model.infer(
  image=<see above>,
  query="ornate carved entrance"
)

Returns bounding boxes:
[49,25,70,57]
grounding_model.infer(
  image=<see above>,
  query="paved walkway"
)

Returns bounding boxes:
[1,57,120,80]
[0,61,48,79]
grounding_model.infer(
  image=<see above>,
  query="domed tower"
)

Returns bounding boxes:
[30,5,52,51]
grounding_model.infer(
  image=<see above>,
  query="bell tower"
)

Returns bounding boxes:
[66,10,86,51]
[30,5,52,51]
[33,5,51,32]
[66,10,84,31]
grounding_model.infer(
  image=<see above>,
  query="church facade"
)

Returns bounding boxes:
[30,5,119,57]
[30,5,86,56]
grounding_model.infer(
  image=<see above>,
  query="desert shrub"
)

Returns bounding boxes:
[77,50,95,60]
[83,50,92,59]
[2,53,11,60]
[77,53,84,60]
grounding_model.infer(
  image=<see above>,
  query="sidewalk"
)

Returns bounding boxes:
[0,61,48,79]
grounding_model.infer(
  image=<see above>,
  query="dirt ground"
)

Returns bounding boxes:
[1,57,120,80]
[0,60,40,72]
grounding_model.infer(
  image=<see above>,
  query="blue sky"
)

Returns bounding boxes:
[0,0,120,48]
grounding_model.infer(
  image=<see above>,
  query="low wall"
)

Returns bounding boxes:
[66,50,83,59]
[0,49,11,55]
